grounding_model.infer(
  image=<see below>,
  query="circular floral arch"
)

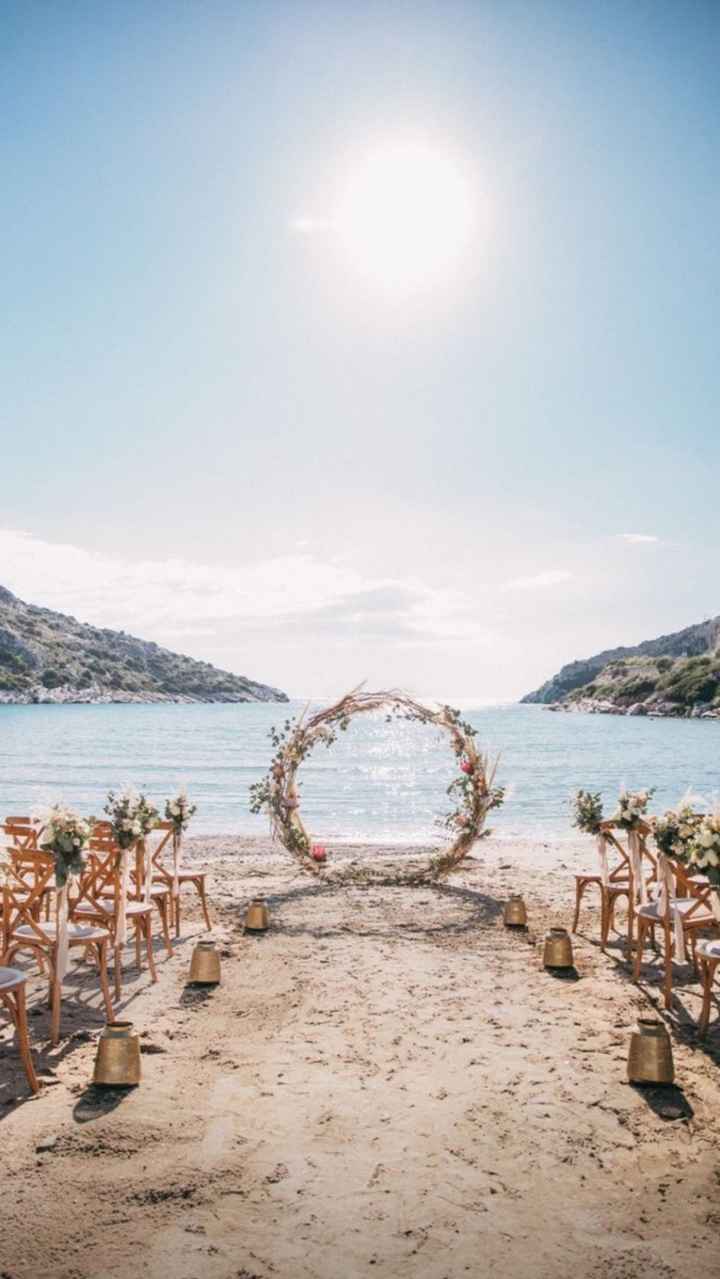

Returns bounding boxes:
[249,688,505,885]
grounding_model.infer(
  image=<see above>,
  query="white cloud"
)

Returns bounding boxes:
[502,569,573,591]
[0,528,490,652]
[617,533,660,545]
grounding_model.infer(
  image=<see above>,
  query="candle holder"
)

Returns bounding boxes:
[503,895,527,928]
[543,927,574,970]
[93,1021,141,1087]
[188,940,221,984]
[627,1017,674,1085]
[245,899,270,932]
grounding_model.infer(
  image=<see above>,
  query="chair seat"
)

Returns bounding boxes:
[74,899,152,918]
[638,899,715,924]
[697,939,720,960]
[14,922,109,943]
[0,965,26,991]
[153,869,205,882]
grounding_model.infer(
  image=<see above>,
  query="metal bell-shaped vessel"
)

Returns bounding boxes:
[627,1017,675,1085]
[503,895,527,928]
[93,1021,141,1087]
[245,898,270,932]
[543,927,574,970]
[189,940,221,984]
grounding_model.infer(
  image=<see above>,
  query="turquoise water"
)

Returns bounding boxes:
[0,701,718,842]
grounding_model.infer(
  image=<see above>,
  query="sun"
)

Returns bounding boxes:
[330,141,477,293]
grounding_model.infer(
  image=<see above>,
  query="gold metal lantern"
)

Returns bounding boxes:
[188,940,221,984]
[543,927,574,970]
[627,1017,675,1085]
[245,898,270,932]
[503,895,527,928]
[93,1021,141,1087]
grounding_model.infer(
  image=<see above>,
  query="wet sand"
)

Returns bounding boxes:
[2,835,719,1278]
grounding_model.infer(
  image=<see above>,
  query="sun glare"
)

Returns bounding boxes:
[331,141,477,293]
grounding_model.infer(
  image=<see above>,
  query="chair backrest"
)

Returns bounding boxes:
[148,821,175,874]
[2,848,56,952]
[72,841,122,921]
[3,818,41,852]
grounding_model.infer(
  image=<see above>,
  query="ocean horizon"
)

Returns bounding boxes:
[1,700,718,843]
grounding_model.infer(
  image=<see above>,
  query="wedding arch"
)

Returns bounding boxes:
[249,688,504,885]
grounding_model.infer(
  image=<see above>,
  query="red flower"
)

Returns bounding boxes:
[461,760,474,775]
[311,844,327,862]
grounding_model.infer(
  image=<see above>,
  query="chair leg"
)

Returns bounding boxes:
[174,892,181,939]
[633,919,646,982]
[143,916,158,984]
[157,898,174,957]
[114,944,123,1001]
[96,941,115,1024]
[13,984,40,1094]
[196,878,212,932]
[134,921,142,970]
[663,920,673,1010]
[600,889,609,951]
[572,879,584,933]
[50,970,62,1047]
[698,959,713,1039]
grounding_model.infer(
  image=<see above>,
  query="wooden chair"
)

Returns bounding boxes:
[633,853,718,1009]
[2,849,114,1046]
[90,822,174,959]
[0,966,40,1094]
[150,820,211,936]
[697,937,720,1038]
[71,838,159,999]
[572,822,631,937]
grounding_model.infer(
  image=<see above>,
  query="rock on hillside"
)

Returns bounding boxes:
[522,616,720,709]
[0,585,288,705]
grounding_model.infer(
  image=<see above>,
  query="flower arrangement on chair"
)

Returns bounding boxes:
[39,804,93,887]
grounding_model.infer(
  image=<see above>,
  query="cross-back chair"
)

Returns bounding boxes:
[2,847,114,1045]
[72,834,159,997]
[0,966,39,1094]
[633,853,719,1009]
[150,820,211,935]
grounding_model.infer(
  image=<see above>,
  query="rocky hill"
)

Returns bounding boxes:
[0,585,288,705]
[522,616,720,718]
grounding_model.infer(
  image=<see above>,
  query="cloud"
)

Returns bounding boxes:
[0,528,491,655]
[502,569,573,592]
[617,533,660,545]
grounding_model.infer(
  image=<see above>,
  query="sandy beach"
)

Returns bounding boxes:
[2,835,720,1279]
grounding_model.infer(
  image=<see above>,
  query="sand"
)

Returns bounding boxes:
[2,834,719,1279]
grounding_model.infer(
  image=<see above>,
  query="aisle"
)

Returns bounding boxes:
[2,848,720,1279]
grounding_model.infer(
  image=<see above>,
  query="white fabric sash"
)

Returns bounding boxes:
[629,830,647,905]
[143,838,153,905]
[117,849,129,947]
[597,834,609,888]
[56,883,70,980]
[657,853,687,964]
[172,830,180,899]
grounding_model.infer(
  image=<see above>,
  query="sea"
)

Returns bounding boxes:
[0,701,718,844]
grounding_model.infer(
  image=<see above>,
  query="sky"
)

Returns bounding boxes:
[2,1,719,700]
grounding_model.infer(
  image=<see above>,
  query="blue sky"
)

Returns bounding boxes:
[2,1,719,698]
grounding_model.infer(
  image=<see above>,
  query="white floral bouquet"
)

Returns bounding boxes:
[611,788,654,831]
[39,803,93,886]
[105,787,159,849]
[652,804,702,859]
[572,790,604,835]
[164,789,196,834]
[686,813,720,884]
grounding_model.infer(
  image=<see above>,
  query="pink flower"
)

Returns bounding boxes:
[311,844,327,862]
[461,761,474,775]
